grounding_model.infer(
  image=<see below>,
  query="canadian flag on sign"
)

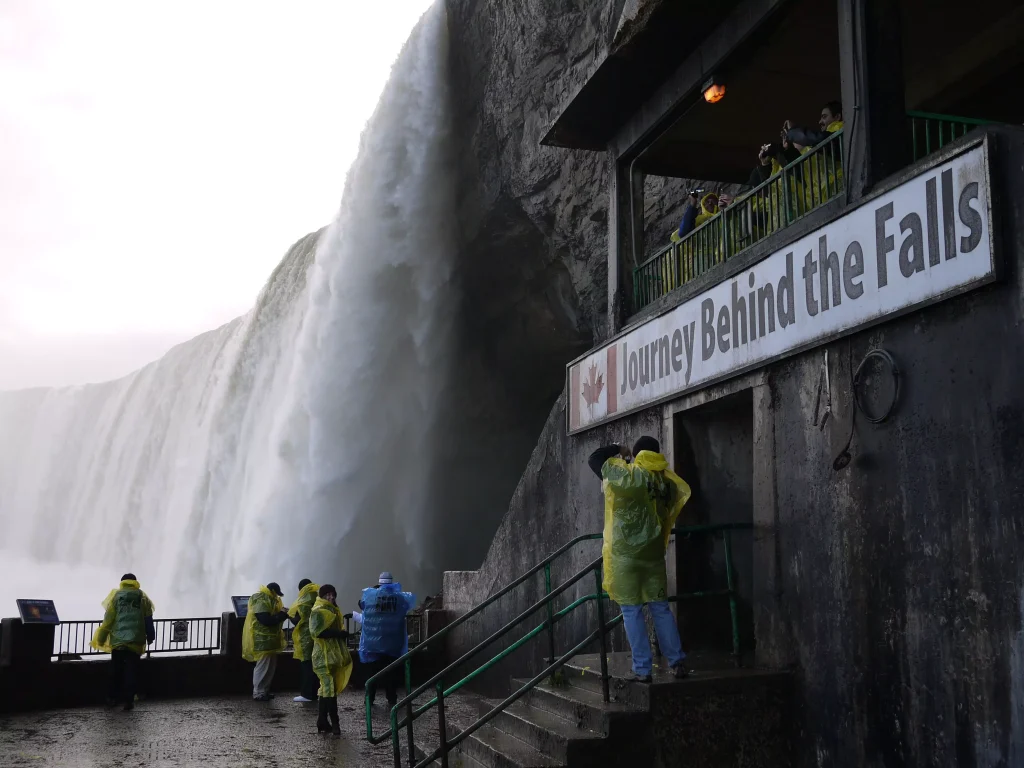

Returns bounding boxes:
[569,346,618,431]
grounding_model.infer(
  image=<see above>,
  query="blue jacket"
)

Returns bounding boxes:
[358,583,415,663]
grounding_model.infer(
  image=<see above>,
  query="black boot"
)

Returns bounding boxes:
[329,697,341,736]
[316,697,330,734]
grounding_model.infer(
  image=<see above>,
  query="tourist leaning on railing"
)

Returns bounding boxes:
[91,573,155,711]
[783,102,845,214]
[358,571,415,709]
[242,582,290,701]
[782,100,844,150]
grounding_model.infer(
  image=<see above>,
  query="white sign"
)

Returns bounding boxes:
[568,143,995,433]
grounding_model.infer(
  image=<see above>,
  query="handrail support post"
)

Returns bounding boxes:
[436,682,449,768]
[406,699,416,768]
[594,567,610,703]
[544,563,556,671]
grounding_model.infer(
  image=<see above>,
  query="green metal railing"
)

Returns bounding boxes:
[633,129,845,311]
[632,110,1005,313]
[365,522,752,768]
[906,111,997,163]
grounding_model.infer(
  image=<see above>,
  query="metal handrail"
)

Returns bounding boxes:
[905,111,999,162]
[633,129,844,311]
[364,530,604,744]
[632,109,1007,312]
[370,522,752,767]
[52,616,222,658]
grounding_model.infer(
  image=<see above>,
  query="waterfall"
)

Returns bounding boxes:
[0,3,457,619]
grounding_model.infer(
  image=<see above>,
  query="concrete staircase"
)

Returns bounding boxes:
[416,652,792,768]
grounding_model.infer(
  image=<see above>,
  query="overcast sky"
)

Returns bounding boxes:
[0,0,433,390]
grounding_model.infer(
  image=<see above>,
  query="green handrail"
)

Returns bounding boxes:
[632,109,1007,313]
[905,110,998,162]
[370,522,752,767]
[633,129,844,311]
[364,530,603,745]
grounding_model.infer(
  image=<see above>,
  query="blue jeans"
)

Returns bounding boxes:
[620,602,686,676]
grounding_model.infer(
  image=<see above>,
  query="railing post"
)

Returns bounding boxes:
[391,706,402,768]
[781,167,792,225]
[724,530,741,668]
[544,563,556,667]
[436,681,449,768]
[406,698,416,768]
[719,210,729,263]
[594,567,610,703]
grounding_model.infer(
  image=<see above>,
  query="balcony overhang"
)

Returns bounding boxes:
[540,1,742,152]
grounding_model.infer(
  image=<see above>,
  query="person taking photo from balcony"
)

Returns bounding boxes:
[91,573,155,711]
[587,437,692,683]
[289,578,320,703]
[781,100,844,150]
[671,191,732,242]
[242,582,290,701]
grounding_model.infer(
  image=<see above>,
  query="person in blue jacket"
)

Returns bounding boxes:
[357,572,415,708]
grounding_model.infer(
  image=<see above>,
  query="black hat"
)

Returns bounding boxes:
[267,582,284,596]
[121,573,137,581]
[298,578,312,590]
[632,436,660,456]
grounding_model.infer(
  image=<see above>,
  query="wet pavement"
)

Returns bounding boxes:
[0,689,476,767]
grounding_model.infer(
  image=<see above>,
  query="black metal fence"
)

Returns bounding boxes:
[51,612,427,660]
[52,617,222,659]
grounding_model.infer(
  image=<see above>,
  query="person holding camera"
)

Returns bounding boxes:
[587,437,692,683]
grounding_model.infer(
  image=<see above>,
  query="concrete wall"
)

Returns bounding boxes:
[441,126,1024,765]
[442,393,665,696]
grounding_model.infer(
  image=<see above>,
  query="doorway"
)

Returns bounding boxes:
[673,389,756,654]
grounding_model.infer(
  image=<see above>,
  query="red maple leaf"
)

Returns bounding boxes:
[582,362,604,410]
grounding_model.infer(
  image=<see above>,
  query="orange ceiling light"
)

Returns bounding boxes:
[702,77,726,104]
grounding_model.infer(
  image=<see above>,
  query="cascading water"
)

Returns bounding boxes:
[0,3,458,619]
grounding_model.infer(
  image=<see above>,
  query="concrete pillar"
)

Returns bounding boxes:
[607,150,624,338]
[0,618,54,668]
[837,0,911,203]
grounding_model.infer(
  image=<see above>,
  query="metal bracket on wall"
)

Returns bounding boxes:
[812,349,832,430]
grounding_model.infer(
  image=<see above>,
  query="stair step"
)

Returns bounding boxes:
[416,747,489,768]
[514,678,643,736]
[479,698,604,762]
[445,716,564,768]
[561,660,651,709]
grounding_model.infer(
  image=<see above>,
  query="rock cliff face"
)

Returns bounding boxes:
[435,0,719,572]
[435,0,615,556]
[433,0,704,589]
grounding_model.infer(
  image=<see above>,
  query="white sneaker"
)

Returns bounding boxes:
[293,695,313,703]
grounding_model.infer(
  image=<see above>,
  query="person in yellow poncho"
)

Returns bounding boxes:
[242,582,290,701]
[588,436,692,683]
[288,578,320,703]
[91,573,155,710]
[309,584,353,735]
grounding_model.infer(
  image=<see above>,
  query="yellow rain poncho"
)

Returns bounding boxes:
[91,580,155,655]
[601,450,691,606]
[309,597,353,698]
[242,586,286,662]
[288,582,320,662]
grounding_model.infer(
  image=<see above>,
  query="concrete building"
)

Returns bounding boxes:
[442,0,1024,764]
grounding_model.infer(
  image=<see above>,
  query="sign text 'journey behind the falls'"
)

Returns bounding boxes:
[568,142,995,433]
